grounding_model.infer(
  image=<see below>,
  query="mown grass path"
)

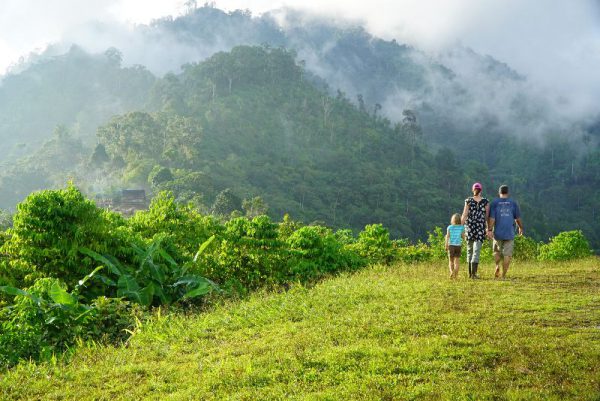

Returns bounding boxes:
[1,259,599,400]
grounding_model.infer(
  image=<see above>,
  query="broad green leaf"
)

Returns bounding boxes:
[157,248,177,267]
[146,260,165,284]
[96,274,117,287]
[79,247,123,276]
[139,285,155,306]
[194,235,215,262]
[150,282,169,304]
[0,285,29,297]
[172,275,210,287]
[49,282,77,306]
[117,274,140,296]
[183,281,212,299]
[0,286,42,304]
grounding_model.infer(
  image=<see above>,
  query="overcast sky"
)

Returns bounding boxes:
[1,0,599,113]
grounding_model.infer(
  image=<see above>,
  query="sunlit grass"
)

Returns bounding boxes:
[1,258,599,400]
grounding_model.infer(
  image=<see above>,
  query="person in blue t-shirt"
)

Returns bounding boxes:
[488,185,523,279]
[445,213,465,279]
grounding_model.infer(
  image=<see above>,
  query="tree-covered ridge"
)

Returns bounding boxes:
[0,40,598,247]
[94,46,461,239]
[0,45,155,161]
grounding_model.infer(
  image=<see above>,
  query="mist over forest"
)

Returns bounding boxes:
[0,4,598,248]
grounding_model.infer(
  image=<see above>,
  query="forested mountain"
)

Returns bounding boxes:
[92,46,461,238]
[0,5,598,247]
[0,45,155,161]
[90,47,600,245]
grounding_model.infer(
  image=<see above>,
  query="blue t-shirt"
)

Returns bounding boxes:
[447,224,465,246]
[490,197,521,240]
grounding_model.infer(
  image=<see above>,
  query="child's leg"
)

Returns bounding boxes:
[453,256,460,276]
[448,255,454,277]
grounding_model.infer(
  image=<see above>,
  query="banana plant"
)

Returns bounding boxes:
[79,235,217,306]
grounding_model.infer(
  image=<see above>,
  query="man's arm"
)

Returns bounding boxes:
[514,201,523,236]
[515,217,523,236]
[487,200,495,239]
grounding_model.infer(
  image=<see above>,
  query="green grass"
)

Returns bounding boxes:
[1,258,599,400]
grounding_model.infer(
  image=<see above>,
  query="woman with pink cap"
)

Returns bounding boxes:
[461,182,490,278]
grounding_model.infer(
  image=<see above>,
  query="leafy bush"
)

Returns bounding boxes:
[0,268,115,368]
[395,243,432,263]
[277,213,303,240]
[128,191,222,262]
[81,235,217,306]
[538,230,592,261]
[514,236,540,261]
[352,224,395,264]
[0,184,131,289]
[199,216,286,293]
[287,225,364,280]
[426,227,447,261]
[334,229,356,246]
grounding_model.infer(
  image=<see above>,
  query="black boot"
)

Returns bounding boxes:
[472,262,479,279]
[468,262,472,278]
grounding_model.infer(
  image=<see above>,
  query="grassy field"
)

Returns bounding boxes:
[1,258,599,400]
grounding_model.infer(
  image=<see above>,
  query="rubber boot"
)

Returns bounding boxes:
[468,262,472,278]
[472,262,479,279]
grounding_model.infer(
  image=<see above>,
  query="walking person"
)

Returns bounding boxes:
[445,213,465,279]
[488,185,524,279]
[461,182,489,279]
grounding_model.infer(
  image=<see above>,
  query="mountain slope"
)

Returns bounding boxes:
[0,45,155,161]
[94,46,461,238]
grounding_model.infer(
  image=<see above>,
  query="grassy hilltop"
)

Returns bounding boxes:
[2,258,598,400]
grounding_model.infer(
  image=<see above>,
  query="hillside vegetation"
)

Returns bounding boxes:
[1,41,598,248]
[1,258,598,400]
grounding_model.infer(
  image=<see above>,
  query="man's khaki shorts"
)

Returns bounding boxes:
[493,239,514,257]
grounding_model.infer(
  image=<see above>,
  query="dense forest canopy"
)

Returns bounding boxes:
[0,5,598,248]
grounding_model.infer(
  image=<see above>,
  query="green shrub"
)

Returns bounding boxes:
[352,224,395,264]
[277,213,303,241]
[0,184,130,289]
[199,216,286,293]
[128,191,222,263]
[395,243,432,263]
[0,269,102,368]
[287,225,364,281]
[514,236,540,261]
[334,229,356,245]
[538,230,592,261]
[426,227,447,261]
[81,235,217,306]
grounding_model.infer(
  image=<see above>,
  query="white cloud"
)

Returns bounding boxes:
[1,0,599,116]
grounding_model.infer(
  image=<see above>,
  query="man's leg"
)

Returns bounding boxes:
[501,240,514,278]
[493,240,502,278]
[502,256,512,278]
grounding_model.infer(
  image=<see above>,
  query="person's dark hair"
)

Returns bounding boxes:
[499,185,509,195]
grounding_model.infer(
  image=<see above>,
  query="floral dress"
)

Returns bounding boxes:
[465,197,489,242]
